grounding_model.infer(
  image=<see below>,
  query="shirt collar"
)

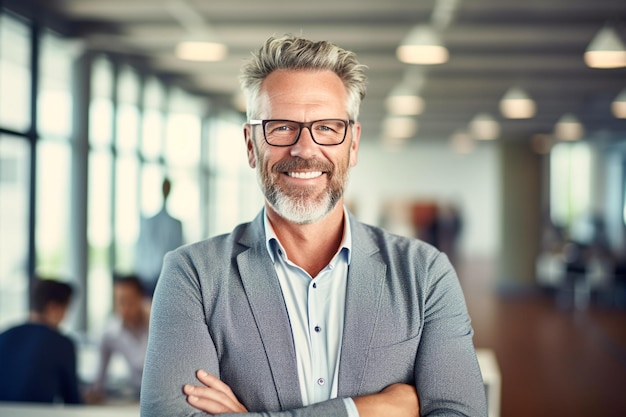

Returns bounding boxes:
[264,207,352,265]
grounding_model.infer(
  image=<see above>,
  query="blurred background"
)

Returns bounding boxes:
[1,0,626,416]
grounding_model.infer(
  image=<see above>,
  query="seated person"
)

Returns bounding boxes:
[0,278,81,404]
[88,275,149,401]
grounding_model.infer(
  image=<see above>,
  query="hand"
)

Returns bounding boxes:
[83,387,105,405]
[353,383,419,417]
[183,370,248,414]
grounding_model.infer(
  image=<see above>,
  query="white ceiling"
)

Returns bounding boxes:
[35,0,626,144]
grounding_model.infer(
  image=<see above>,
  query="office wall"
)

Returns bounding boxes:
[347,139,501,260]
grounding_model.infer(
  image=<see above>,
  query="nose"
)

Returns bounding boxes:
[290,125,318,158]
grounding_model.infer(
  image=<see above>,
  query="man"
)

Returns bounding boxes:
[134,177,184,297]
[141,35,487,417]
[0,278,81,404]
[88,275,149,401]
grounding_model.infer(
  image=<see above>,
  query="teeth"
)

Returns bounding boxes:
[288,171,323,179]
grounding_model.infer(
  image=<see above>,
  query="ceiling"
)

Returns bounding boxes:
[32,0,626,145]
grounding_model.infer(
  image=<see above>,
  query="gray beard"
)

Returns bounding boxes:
[256,155,348,224]
[264,183,341,224]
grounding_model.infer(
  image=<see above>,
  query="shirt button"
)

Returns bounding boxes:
[312,283,317,289]
[314,326,321,333]
[317,378,326,386]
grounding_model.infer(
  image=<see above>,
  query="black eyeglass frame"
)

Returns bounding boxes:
[249,119,355,147]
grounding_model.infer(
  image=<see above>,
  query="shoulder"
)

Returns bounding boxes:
[351,219,456,286]
[159,219,260,283]
[168,219,259,260]
[38,326,77,354]
[352,218,441,259]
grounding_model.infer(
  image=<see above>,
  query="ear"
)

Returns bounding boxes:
[244,124,257,168]
[349,122,361,168]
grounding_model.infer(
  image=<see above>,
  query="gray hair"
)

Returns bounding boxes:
[239,35,368,121]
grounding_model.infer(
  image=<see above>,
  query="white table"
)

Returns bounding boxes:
[0,402,139,417]
[476,348,501,417]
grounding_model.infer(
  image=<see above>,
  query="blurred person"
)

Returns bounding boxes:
[87,275,149,402]
[134,177,183,297]
[0,278,81,404]
[141,35,487,417]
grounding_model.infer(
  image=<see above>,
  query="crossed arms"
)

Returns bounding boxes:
[139,234,487,417]
[183,370,419,416]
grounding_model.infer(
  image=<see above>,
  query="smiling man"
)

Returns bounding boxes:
[140,35,487,417]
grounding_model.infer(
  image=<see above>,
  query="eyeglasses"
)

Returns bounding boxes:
[249,119,354,147]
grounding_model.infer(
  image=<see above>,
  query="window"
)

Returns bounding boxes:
[141,76,165,161]
[0,136,30,328]
[550,142,592,236]
[114,65,141,272]
[164,88,203,242]
[36,30,75,278]
[89,56,114,147]
[207,113,263,237]
[0,13,30,132]
[87,149,113,332]
[38,30,73,139]
[87,56,115,332]
[35,140,72,275]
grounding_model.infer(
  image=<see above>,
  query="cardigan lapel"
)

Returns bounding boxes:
[337,218,387,397]
[236,214,303,410]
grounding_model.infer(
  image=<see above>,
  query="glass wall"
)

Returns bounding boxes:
[87,56,115,332]
[0,11,31,328]
[0,5,256,336]
[0,136,30,328]
[0,13,30,133]
[36,29,75,278]
[207,112,263,236]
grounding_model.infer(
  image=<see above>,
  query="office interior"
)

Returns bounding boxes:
[1,0,626,416]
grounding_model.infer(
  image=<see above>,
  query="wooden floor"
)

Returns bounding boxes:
[460,262,626,417]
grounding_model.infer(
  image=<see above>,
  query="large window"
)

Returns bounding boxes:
[87,56,114,332]
[207,113,263,237]
[114,65,140,273]
[1,4,263,336]
[0,136,30,328]
[0,13,30,132]
[165,88,203,242]
[35,30,75,278]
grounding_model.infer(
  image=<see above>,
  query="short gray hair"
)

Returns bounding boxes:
[240,35,368,121]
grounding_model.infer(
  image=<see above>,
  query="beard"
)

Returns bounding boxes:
[258,156,349,224]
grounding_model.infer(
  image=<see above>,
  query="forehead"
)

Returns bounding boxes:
[114,282,141,295]
[257,69,348,117]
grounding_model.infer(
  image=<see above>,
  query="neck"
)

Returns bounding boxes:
[267,203,345,278]
[29,312,57,329]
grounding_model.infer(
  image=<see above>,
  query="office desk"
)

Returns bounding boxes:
[0,402,139,417]
[476,348,501,417]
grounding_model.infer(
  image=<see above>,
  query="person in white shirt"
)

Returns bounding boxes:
[89,275,149,401]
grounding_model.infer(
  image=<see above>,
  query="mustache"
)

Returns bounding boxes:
[273,157,334,173]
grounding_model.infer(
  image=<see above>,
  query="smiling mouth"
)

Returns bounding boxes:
[286,171,324,179]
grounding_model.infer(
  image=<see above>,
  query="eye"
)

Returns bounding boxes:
[314,120,344,134]
[266,121,297,135]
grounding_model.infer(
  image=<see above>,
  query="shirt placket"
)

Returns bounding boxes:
[307,275,331,404]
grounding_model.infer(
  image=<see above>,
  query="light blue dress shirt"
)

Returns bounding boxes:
[264,210,359,417]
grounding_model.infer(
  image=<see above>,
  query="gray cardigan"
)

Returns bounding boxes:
[140,211,487,416]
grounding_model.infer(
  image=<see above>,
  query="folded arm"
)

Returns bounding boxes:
[184,370,419,417]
